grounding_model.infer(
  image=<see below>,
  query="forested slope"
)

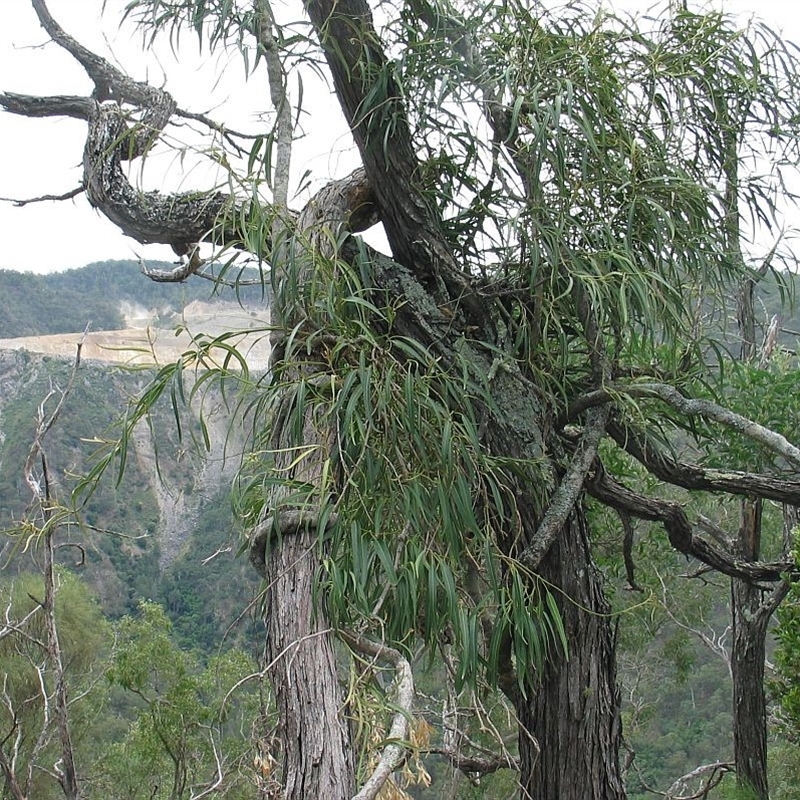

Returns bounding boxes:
[0,259,269,337]
[0,261,265,646]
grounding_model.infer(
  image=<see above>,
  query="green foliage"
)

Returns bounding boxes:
[0,354,163,611]
[624,637,733,798]
[113,3,800,792]
[396,1,797,385]
[0,569,108,700]
[96,600,260,800]
[716,776,761,799]
[692,359,800,476]
[158,495,264,654]
[767,740,800,799]
[232,255,564,690]
[8,0,800,794]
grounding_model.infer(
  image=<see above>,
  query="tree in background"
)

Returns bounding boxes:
[95,601,259,800]
[3,1,800,798]
[0,571,107,800]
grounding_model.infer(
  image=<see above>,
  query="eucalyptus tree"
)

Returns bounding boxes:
[3,1,800,799]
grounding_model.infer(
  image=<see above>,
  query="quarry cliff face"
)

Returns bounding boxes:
[0,301,269,571]
[0,300,272,370]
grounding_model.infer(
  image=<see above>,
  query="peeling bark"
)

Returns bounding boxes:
[255,526,355,799]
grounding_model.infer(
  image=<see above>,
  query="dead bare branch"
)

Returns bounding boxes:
[666,760,735,799]
[0,186,84,207]
[424,746,519,776]
[656,572,732,678]
[339,630,414,800]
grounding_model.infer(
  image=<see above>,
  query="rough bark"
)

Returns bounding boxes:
[248,388,356,800]
[366,238,625,795]
[731,566,769,800]
[247,177,374,797]
[252,525,355,799]
[519,512,625,800]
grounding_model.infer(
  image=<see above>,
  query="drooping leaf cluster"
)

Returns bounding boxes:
[232,251,563,689]
[392,0,799,396]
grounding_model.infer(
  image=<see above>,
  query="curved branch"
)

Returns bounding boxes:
[587,462,794,583]
[83,105,235,252]
[339,630,414,800]
[635,383,800,467]
[32,0,168,107]
[666,760,735,799]
[137,248,204,282]
[3,93,375,268]
[620,510,644,592]
[32,0,176,157]
[608,419,800,504]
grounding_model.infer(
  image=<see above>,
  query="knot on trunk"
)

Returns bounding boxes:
[248,509,338,578]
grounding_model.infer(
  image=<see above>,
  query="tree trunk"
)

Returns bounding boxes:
[731,498,769,799]
[731,576,769,800]
[518,511,625,800]
[262,527,355,799]
[248,336,356,798]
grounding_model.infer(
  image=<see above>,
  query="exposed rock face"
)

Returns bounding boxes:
[130,390,247,570]
[0,301,269,570]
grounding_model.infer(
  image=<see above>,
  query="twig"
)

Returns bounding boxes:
[0,186,84,207]
[137,246,205,283]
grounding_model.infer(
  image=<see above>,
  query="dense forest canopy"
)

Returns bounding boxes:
[4,1,800,799]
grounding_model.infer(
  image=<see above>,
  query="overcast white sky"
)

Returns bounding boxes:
[0,0,797,273]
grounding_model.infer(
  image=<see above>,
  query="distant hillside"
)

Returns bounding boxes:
[0,343,260,651]
[0,259,270,338]
[0,259,269,650]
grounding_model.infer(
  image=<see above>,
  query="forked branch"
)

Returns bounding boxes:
[587,462,794,583]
